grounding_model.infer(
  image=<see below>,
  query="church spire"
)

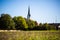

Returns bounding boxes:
[27,6,31,20]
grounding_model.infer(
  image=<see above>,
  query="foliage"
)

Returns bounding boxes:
[0,13,58,30]
[26,19,35,30]
[43,23,49,30]
[13,16,28,30]
[2,14,15,29]
[0,14,15,30]
[34,21,38,26]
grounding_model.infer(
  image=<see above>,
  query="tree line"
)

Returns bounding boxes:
[0,13,58,30]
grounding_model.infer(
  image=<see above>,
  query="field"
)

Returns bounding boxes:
[0,30,60,40]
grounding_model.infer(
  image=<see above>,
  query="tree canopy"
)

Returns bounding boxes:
[0,14,15,30]
[0,13,58,30]
[13,16,28,30]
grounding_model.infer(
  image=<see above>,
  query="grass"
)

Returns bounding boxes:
[0,30,60,40]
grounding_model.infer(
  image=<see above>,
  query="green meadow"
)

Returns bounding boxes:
[0,30,60,40]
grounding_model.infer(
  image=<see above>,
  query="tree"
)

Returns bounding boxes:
[43,23,49,30]
[39,23,42,27]
[38,23,43,30]
[34,21,38,26]
[42,23,56,30]
[13,16,28,30]
[26,19,35,30]
[0,14,15,30]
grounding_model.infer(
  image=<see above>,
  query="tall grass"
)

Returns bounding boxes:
[0,30,60,40]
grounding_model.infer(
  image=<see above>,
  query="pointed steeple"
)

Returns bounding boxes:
[27,6,31,20]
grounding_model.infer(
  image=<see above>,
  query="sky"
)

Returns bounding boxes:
[0,0,60,23]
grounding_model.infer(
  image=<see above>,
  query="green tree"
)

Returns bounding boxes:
[42,23,56,30]
[34,21,38,26]
[43,23,49,30]
[13,16,28,30]
[0,14,15,30]
[38,23,43,30]
[26,19,35,29]
[39,23,42,27]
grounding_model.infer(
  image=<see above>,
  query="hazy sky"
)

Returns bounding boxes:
[0,0,60,23]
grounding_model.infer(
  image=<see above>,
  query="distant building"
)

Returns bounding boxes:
[48,23,60,30]
[27,6,31,20]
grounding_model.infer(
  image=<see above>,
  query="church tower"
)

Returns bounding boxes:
[27,6,31,20]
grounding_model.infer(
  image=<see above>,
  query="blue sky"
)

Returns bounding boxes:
[0,0,60,23]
